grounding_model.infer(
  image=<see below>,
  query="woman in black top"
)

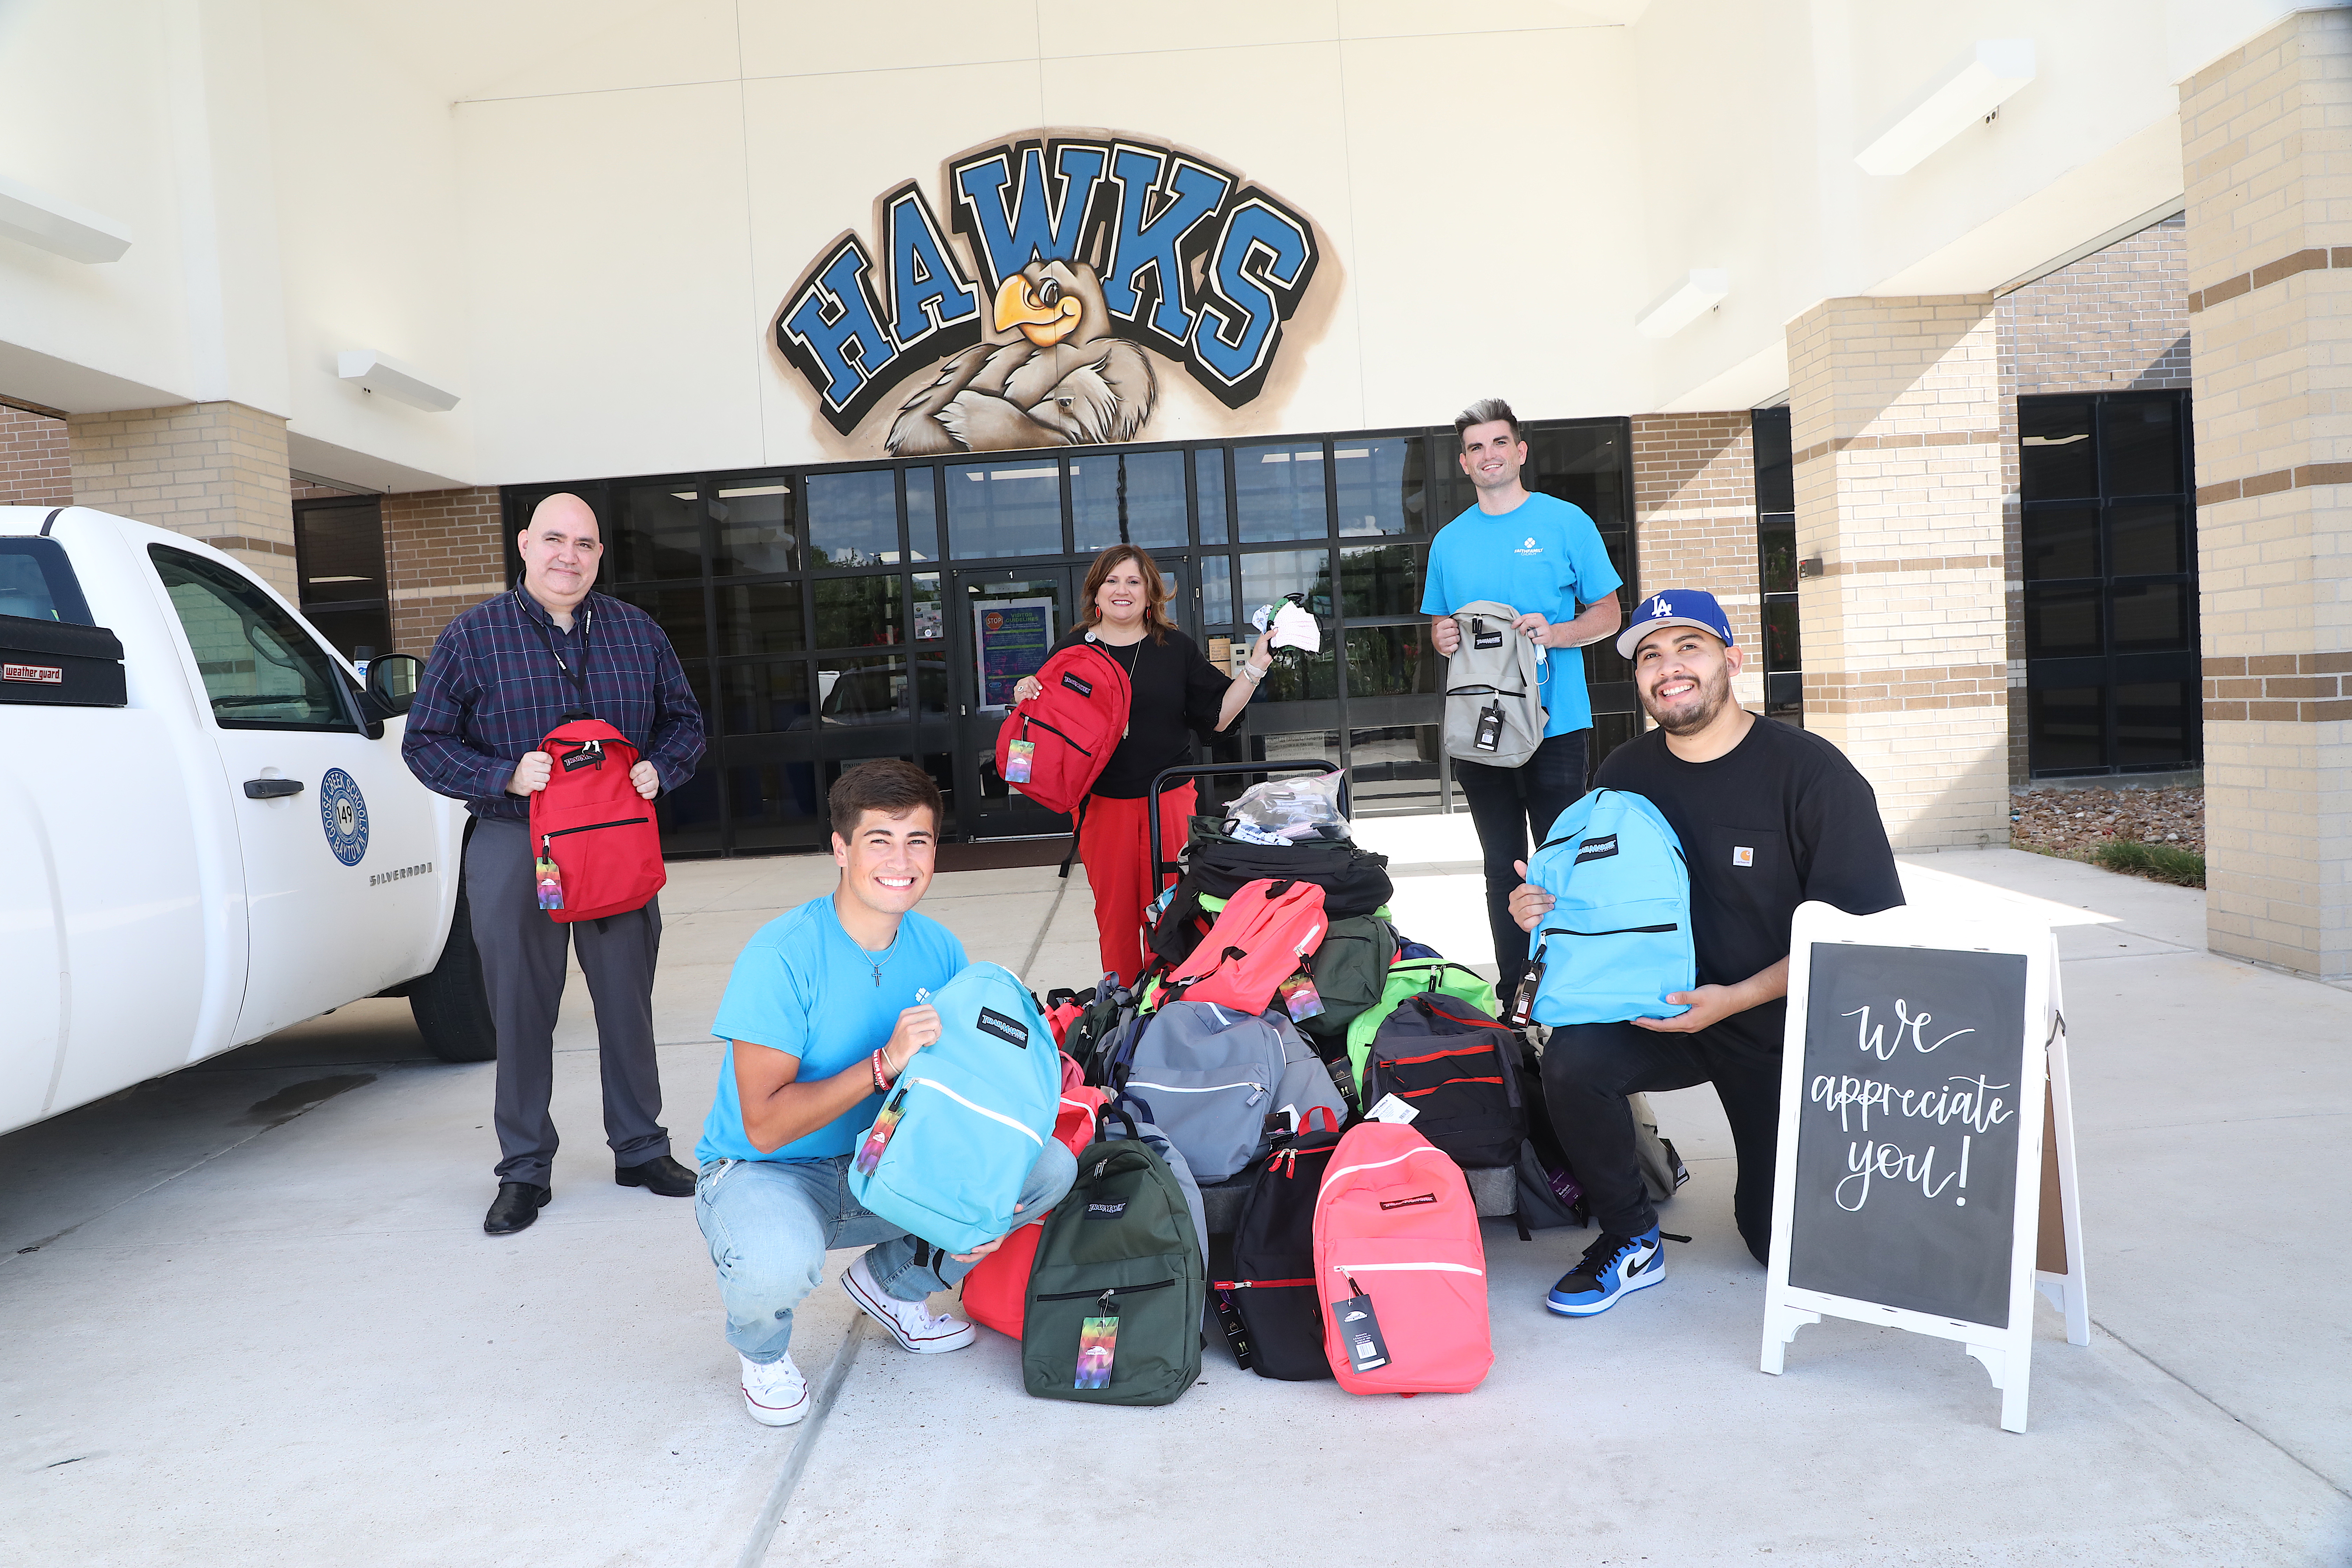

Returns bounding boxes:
[1013,544,1272,984]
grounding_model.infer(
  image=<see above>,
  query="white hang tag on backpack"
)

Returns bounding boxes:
[1365,1094,1419,1125]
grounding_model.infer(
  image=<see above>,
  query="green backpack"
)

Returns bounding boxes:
[1297,911,1397,1050]
[1020,1105,1205,1407]
[1344,957,1500,1100]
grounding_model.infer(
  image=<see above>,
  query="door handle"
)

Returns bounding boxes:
[244,777,304,799]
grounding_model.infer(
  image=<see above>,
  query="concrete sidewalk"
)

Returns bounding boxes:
[3,838,2347,1566]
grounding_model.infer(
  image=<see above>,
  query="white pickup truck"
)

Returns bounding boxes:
[0,504,493,1138]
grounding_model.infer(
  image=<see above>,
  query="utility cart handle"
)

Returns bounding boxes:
[1144,760,1347,886]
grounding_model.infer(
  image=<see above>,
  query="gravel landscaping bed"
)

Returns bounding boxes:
[2010,784,2204,858]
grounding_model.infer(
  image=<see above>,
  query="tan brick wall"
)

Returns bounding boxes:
[1996,212,2196,782]
[1787,295,2009,852]
[2181,6,2352,979]
[383,488,508,657]
[1630,412,1761,705]
[0,405,72,507]
[64,402,297,597]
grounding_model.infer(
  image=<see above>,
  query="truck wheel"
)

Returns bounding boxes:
[410,873,497,1063]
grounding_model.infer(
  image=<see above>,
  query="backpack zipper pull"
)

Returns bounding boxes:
[1245,1085,1266,1107]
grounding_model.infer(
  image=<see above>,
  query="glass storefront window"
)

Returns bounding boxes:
[2115,681,2194,768]
[712,482,794,577]
[612,484,705,582]
[2024,585,2103,658]
[2109,501,2185,576]
[2029,686,2106,772]
[2109,581,2189,652]
[1762,600,1801,672]
[905,465,939,562]
[806,470,899,566]
[815,652,909,724]
[1758,514,1797,595]
[2020,400,2096,501]
[611,584,707,660]
[1196,448,1231,543]
[1347,725,1440,814]
[1234,442,1328,542]
[1334,438,1422,536]
[1338,542,1424,618]
[656,761,723,854]
[2103,397,2183,497]
[947,458,1062,556]
[715,580,805,657]
[1343,626,1436,696]
[1198,555,1232,627]
[720,660,813,734]
[2022,506,2099,581]
[1240,548,1334,618]
[1072,449,1188,553]
[727,760,825,850]
[1259,645,1337,701]
[912,572,943,646]
[813,574,902,649]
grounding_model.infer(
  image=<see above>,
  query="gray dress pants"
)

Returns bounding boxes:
[464,816,671,1187]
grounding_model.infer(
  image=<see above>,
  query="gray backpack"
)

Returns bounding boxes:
[1114,1000,1347,1183]
[1443,600,1547,768]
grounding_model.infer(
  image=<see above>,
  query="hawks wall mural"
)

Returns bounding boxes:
[771,132,1327,456]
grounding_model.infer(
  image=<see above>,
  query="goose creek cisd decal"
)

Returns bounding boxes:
[774,130,1324,454]
[319,768,369,867]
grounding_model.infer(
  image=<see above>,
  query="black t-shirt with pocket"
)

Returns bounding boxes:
[1050,624,1231,798]
[1593,713,1904,1054]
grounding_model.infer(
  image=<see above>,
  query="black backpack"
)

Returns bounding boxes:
[1064,973,1148,1087]
[1146,826,1393,971]
[1216,1106,1345,1381]
[1364,994,1528,1169]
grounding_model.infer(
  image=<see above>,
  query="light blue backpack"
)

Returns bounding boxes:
[1522,789,1696,1026]
[847,961,1061,1254]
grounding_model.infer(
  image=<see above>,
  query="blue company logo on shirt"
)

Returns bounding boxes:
[1514,536,1544,555]
[319,768,369,867]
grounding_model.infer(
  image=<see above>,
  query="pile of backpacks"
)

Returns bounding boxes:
[916,774,1687,1407]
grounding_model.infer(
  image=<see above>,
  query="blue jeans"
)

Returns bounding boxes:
[695,1145,1078,1364]
[1454,728,1590,1004]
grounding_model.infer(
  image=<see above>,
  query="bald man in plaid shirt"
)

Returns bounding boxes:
[405,493,706,1236]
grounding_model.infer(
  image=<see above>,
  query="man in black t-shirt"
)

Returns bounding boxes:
[1508,588,1902,1315]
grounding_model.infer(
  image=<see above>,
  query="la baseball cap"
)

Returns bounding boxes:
[1616,589,1735,658]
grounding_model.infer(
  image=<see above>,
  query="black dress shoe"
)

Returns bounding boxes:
[616,1153,696,1197]
[484,1182,551,1235]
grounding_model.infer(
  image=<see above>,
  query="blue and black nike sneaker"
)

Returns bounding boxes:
[1547,1226,1667,1317]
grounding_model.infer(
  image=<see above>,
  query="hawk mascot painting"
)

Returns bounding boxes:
[886,258,1157,455]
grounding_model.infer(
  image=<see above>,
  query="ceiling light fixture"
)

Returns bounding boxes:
[1634,270,1730,338]
[1855,40,2036,177]
[336,350,462,412]
[0,174,132,263]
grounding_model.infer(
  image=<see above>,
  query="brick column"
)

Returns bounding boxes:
[0,405,73,506]
[65,402,296,597]
[1631,413,1762,707]
[1786,297,2010,852]
[2183,8,2352,980]
[382,488,508,657]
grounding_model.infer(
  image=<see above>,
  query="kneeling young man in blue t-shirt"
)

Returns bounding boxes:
[693,759,1077,1425]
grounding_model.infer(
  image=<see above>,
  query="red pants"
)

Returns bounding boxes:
[1077,783,1195,987]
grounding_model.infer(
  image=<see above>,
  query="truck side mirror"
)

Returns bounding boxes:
[365,653,421,718]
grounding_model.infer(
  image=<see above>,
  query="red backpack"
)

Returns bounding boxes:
[526,718,666,924]
[1314,1121,1493,1395]
[960,1052,1106,1339]
[1163,877,1328,1014]
[993,641,1132,816]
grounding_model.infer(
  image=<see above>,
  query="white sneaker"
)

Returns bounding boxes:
[739,1352,808,1427]
[841,1253,976,1354]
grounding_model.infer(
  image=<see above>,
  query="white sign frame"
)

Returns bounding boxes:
[1759,900,2082,1433]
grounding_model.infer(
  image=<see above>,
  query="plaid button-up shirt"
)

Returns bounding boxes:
[402,587,706,821]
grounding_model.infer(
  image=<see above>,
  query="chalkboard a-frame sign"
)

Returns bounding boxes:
[1761,901,2086,1433]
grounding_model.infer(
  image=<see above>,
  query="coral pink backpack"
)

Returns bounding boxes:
[1162,878,1328,1014]
[1313,1121,1493,1395]
[959,1053,1106,1340]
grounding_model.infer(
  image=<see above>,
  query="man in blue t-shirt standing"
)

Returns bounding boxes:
[1421,398,1624,1003]
[692,760,1076,1426]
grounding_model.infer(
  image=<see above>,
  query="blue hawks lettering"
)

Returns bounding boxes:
[771,129,1323,444]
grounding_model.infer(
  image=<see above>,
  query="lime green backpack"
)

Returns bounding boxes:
[1344,958,1499,1100]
